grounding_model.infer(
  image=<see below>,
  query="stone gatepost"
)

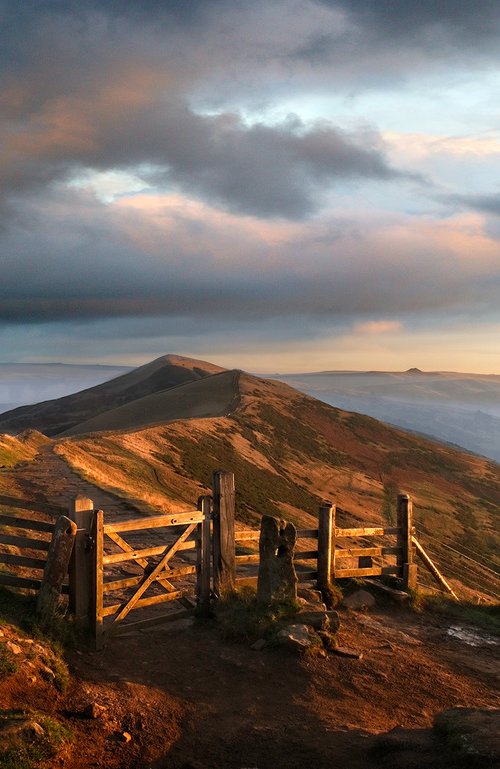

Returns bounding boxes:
[257,515,297,605]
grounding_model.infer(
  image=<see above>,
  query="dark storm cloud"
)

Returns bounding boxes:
[320,0,500,50]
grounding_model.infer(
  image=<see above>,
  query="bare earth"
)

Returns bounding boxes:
[0,437,499,769]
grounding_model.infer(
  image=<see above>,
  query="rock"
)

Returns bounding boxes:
[120,731,132,743]
[82,703,107,719]
[277,624,312,652]
[326,610,341,632]
[257,516,297,605]
[250,639,267,651]
[297,588,324,605]
[342,589,376,610]
[434,707,500,766]
[0,717,45,752]
[333,646,364,660]
[6,641,22,655]
[295,610,329,630]
[317,630,338,652]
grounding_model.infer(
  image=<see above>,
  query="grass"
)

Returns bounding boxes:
[215,586,299,644]
[410,592,500,636]
[0,712,72,769]
[0,641,18,678]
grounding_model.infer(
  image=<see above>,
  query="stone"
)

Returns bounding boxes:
[297,588,324,605]
[83,703,107,719]
[257,516,297,605]
[434,707,500,765]
[333,646,364,659]
[342,589,376,610]
[326,610,341,633]
[295,610,329,630]
[277,624,312,652]
[250,639,267,651]
[120,731,132,743]
[6,641,22,655]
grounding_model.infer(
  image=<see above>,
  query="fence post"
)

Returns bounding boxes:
[68,496,94,630]
[212,470,236,598]
[36,515,77,622]
[397,493,417,590]
[92,509,104,650]
[196,495,212,611]
[317,501,335,591]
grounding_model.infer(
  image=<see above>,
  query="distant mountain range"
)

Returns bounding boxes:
[272,369,500,464]
[1,361,499,463]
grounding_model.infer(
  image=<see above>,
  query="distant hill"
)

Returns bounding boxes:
[0,355,224,436]
[270,370,500,464]
[0,362,131,415]
[1,355,499,600]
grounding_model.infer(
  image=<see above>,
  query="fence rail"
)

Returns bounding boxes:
[0,508,60,593]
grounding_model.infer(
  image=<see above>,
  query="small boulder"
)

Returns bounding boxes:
[277,624,312,652]
[342,589,376,610]
[295,610,329,630]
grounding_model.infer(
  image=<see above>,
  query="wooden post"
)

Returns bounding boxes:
[212,470,236,598]
[36,515,77,622]
[92,509,104,650]
[317,501,335,591]
[196,496,211,611]
[397,494,417,590]
[68,496,94,628]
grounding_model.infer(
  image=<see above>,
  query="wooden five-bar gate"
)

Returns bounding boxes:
[1,471,457,649]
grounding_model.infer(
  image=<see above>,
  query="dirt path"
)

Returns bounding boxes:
[57,602,499,769]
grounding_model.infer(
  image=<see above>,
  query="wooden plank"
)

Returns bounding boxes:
[103,565,196,593]
[103,510,202,534]
[103,539,195,565]
[334,566,401,578]
[0,515,54,533]
[0,573,42,590]
[297,570,318,582]
[297,529,319,539]
[318,502,334,590]
[197,496,211,609]
[235,554,260,564]
[93,509,105,650]
[0,534,50,551]
[108,523,197,627]
[113,608,192,635]
[335,526,400,537]
[0,553,47,569]
[68,496,94,624]
[212,471,236,597]
[397,494,417,590]
[234,530,260,541]
[102,589,183,617]
[335,546,401,559]
[294,550,318,560]
[412,536,458,599]
[105,529,181,595]
[235,575,258,587]
[36,515,77,621]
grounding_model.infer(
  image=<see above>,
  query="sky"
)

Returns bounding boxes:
[1,0,499,374]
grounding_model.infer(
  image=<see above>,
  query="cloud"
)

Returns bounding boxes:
[353,320,403,335]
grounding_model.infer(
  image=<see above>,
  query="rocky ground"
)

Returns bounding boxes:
[1,592,499,769]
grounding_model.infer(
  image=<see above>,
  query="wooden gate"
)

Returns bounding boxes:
[92,496,211,648]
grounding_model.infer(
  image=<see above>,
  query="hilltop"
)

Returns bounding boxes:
[1,355,499,599]
[0,354,499,768]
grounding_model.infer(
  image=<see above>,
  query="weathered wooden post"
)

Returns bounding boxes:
[92,509,104,650]
[212,470,236,598]
[68,496,94,629]
[196,495,212,611]
[397,493,417,590]
[317,501,335,591]
[36,515,77,622]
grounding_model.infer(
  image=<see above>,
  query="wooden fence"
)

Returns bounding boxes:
[0,498,67,594]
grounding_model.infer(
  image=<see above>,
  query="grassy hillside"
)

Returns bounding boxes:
[0,355,224,436]
[51,371,500,599]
